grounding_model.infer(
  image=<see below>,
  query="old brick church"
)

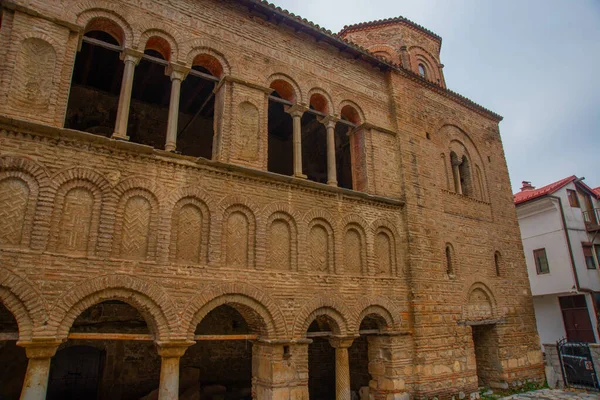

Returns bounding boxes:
[0,0,544,399]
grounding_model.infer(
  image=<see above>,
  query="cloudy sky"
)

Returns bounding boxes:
[273,0,600,192]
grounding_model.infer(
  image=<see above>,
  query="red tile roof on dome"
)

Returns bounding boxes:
[513,176,577,205]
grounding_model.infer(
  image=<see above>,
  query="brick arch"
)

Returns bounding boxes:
[169,196,211,265]
[138,27,182,61]
[0,156,51,250]
[408,46,442,83]
[355,296,403,333]
[267,73,303,104]
[367,44,400,65]
[182,282,287,339]
[293,295,353,337]
[76,8,133,47]
[218,197,257,269]
[462,280,498,321]
[49,274,178,341]
[109,177,160,261]
[307,87,335,115]
[304,209,336,274]
[339,99,366,125]
[0,267,47,341]
[264,208,299,272]
[185,44,231,78]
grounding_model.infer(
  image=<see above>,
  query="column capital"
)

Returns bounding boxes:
[120,48,144,65]
[319,115,339,129]
[18,339,62,359]
[156,340,195,358]
[329,336,356,349]
[166,63,190,81]
[286,104,308,118]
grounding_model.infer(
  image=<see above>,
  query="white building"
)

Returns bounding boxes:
[515,176,600,347]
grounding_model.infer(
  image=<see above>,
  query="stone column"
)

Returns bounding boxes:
[452,159,462,194]
[320,116,339,187]
[18,340,60,400]
[113,48,143,140]
[156,341,193,400]
[286,104,308,179]
[164,64,190,152]
[329,337,354,400]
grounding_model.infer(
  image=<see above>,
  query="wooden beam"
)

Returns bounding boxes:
[194,334,258,341]
[68,333,153,341]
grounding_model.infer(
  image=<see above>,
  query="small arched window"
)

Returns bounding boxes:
[494,252,502,276]
[445,244,455,275]
[418,63,427,78]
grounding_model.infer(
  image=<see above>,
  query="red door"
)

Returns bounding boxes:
[559,295,596,343]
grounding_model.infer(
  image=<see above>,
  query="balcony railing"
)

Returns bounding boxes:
[582,208,600,231]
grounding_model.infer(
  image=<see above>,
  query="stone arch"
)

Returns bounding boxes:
[463,281,498,321]
[293,295,353,337]
[138,28,181,61]
[185,45,231,78]
[355,301,400,334]
[339,99,366,125]
[0,267,47,341]
[49,274,178,341]
[110,177,160,261]
[267,73,302,104]
[76,9,133,47]
[141,34,173,61]
[308,87,335,115]
[182,282,287,339]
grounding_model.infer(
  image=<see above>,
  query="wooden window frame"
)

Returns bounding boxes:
[583,244,597,270]
[567,189,580,208]
[533,248,550,274]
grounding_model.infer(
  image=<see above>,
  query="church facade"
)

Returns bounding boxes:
[0,1,544,399]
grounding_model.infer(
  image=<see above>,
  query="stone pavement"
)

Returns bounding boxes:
[501,389,599,399]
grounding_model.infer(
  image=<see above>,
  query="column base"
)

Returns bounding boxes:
[112,134,130,141]
[294,173,308,179]
[327,181,338,187]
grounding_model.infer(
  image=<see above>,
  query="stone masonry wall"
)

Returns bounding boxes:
[0,0,545,398]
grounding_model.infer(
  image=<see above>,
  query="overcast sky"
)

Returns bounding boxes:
[272,0,600,192]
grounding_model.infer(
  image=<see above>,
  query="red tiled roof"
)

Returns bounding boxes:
[338,16,442,42]
[513,176,576,205]
[594,187,600,196]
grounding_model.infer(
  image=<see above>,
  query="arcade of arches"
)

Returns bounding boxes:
[0,296,419,400]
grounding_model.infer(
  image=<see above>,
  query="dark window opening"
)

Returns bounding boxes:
[567,189,580,208]
[446,245,454,275]
[0,302,18,333]
[176,65,216,159]
[127,49,171,149]
[459,156,473,197]
[48,346,105,400]
[302,111,327,184]
[534,248,550,274]
[335,122,353,190]
[65,31,124,136]
[71,300,149,334]
[418,63,427,78]
[267,90,293,175]
[494,252,501,276]
[0,340,27,400]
